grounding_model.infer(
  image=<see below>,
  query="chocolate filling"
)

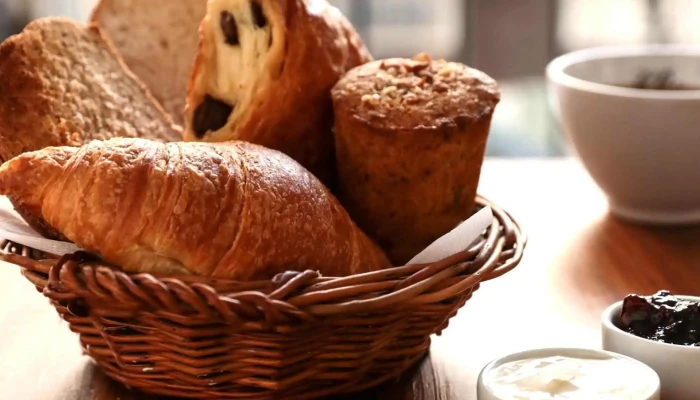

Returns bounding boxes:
[220,11,239,45]
[192,95,233,138]
[251,2,267,28]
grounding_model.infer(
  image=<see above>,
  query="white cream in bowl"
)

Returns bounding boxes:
[477,348,660,400]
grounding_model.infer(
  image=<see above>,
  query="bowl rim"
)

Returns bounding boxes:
[546,44,700,100]
[601,294,700,352]
[477,347,660,400]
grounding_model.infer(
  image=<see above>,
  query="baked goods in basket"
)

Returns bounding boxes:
[0,18,181,165]
[0,138,391,280]
[91,0,207,124]
[183,0,372,185]
[331,53,501,265]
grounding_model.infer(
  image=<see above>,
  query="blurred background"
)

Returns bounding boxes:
[1,0,697,157]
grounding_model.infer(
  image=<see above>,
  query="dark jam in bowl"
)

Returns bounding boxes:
[619,290,699,346]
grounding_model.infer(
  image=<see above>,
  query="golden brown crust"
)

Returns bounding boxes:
[0,24,60,164]
[0,18,182,164]
[331,53,500,131]
[9,201,68,241]
[184,0,372,186]
[0,138,391,279]
[331,55,500,265]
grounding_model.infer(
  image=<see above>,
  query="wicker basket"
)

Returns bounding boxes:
[0,196,525,399]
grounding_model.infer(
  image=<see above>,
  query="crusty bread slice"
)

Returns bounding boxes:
[91,0,207,124]
[0,17,182,164]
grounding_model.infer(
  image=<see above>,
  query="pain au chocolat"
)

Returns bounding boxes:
[0,138,391,280]
[331,54,501,265]
[184,0,372,186]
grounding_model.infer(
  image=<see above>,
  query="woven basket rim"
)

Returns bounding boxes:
[0,195,526,319]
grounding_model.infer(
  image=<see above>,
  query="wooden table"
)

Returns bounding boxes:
[2,158,699,400]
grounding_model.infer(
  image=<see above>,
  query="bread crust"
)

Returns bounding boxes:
[331,55,500,265]
[0,138,391,280]
[0,18,182,165]
[184,0,372,186]
[90,0,207,124]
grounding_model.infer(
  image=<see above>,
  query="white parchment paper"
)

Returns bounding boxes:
[407,206,493,265]
[0,207,82,255]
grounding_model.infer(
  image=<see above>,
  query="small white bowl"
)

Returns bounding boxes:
[477,347,660,400]
[546,45,700,225]
[602,295,700,400]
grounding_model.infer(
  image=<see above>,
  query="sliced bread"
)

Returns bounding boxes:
[91,0,207,124]
[0,17,182,164]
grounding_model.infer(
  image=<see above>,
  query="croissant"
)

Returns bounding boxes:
[183,0,372,186]
[0,138,391,280]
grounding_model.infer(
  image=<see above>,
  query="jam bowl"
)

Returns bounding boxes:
[602,292,700,400]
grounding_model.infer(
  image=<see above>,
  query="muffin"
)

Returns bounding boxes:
[331,53,500,265]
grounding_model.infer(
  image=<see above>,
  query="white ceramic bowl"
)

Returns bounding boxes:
[546,45,700,224]
[602,295,700,400]
[477,347,660,400]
